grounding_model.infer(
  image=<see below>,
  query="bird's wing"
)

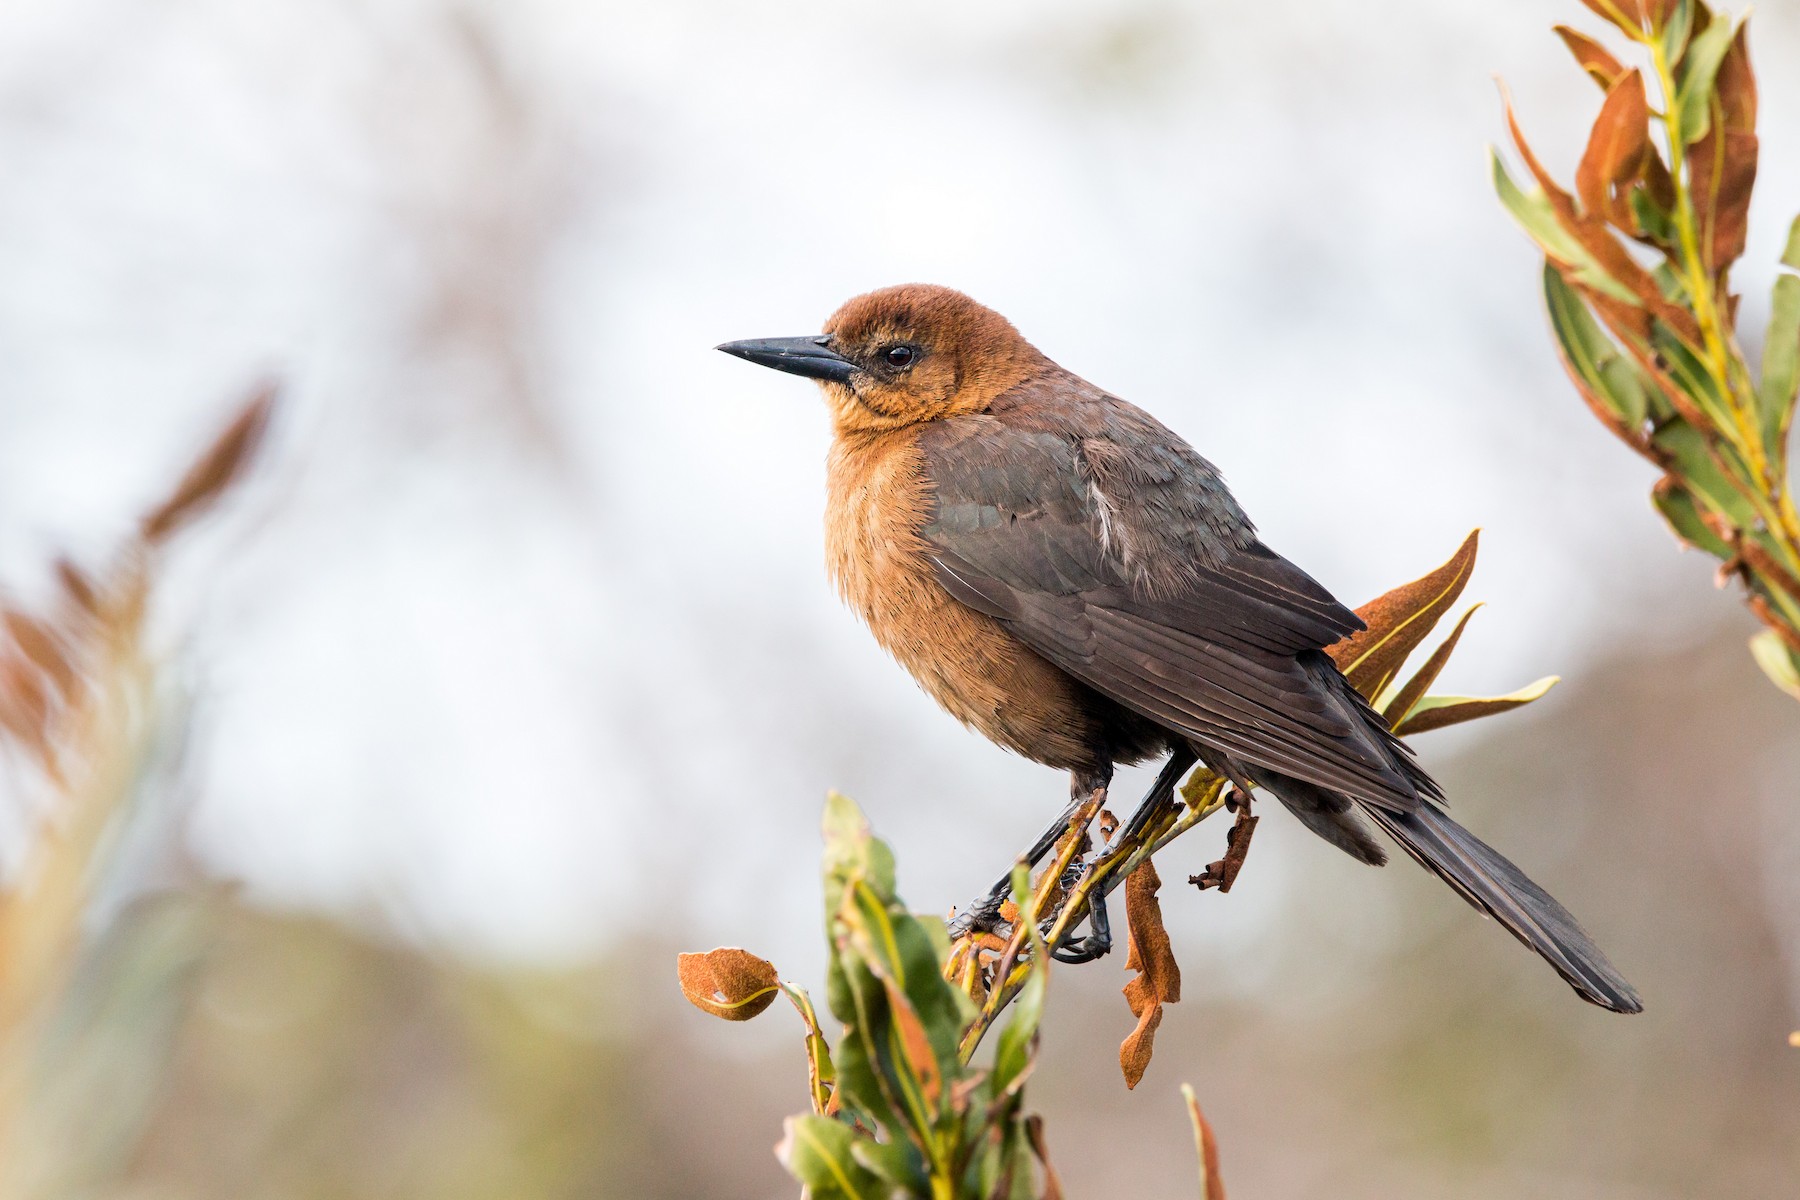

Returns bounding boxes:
[917,403,1429,811]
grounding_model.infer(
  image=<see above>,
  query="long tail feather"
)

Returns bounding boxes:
[1359,799,1643,1013]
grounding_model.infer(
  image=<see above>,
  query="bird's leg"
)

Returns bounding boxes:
[1049,746,1198,964]
[946,765,1113,940]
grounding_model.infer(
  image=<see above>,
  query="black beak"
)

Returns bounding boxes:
[716,335,857,384]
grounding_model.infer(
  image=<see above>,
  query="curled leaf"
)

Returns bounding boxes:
[1576,69,1651,231]
[1393,677,1560,736]
[676,947,781,1021]
[1554,25,1626,89]
[1119,860,1179,1090]
[1329,530,1478,699]
[1652,476,1735,558]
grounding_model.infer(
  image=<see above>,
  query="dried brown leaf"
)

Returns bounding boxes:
[1715,18,1756,133]
[1504,101,1703,345]
[1329,530,1478,699]
[140,384,276,544]
[1120,860,1179,1089]
[53,558,100,622]
[2,611,76,705]
[1689,23,1757,275]
[1576,70,1650,230]
[1554,25,1626,89]
[1381,605,1481,728]
[1692,126,1758,276]
[676,947,781,1021]
[0,654,52,765]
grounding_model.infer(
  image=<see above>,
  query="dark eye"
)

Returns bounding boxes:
[884,344,916,368]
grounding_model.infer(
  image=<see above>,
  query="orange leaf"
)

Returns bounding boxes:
[1714,20,1756,133]
[1577,0,1645,35]
[1119,860,1180,1090]
[676,947,781,1021]
[1554,25,1626,90]
[1689,25,1758,277]
[1183,1086,1227,1200]
[1381,605,1481,729]
[881,979,943,1106]
[1328,531,1478,700]
[1576,70,1650,230]
[141,383,276,544]
[1504,100,1702,345]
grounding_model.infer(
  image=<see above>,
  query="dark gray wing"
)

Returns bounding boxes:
[918,397,1433,812]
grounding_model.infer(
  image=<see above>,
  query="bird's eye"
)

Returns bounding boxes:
[884,345,916,368]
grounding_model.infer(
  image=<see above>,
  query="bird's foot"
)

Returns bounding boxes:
[1049,887,1112,963]
[946,890,1012,941]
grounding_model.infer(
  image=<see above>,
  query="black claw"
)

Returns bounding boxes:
[946,889,1010,940]
[1049,890,1112,963]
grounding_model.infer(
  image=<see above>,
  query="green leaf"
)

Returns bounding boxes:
[850,1137,931,1193]
[1628,185,1676,247]
[1652,478,1736,557]
[1393,677,1559,736]
[1760,273,1800,460]
[776,1115,883,1199]
[1651,260,1691,305]
[1491,150,1642,306]
[1651,419,1756,524]
[1660,0,1695,68]
[991,865,1046,1100]
[1781,213,1800,270]
[822,791,894,904]
[1674,15,1737,147]
[1749,629,1800,700]
[1544,265,1650,427]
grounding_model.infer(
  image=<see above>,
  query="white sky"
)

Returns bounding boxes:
[1,0,1795,970]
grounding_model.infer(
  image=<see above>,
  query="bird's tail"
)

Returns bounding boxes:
[1357,798,1643,1013]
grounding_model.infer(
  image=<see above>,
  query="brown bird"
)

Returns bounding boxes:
[719,284,1641,1013]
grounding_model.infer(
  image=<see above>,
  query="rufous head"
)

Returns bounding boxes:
[717,284,1046,433]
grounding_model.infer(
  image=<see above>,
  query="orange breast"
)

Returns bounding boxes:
[823,428,1100,772]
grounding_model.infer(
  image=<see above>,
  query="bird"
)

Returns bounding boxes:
[717,283,1641,1014]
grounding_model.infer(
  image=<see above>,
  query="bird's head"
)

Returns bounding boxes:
[718,284,1045,434]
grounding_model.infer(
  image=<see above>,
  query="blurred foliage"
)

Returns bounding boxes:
[0,388,273,1197]
[1494,0,1800,700]
[681,794,1080,1200]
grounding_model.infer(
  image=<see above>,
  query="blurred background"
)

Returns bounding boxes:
[0,0,1796,1195]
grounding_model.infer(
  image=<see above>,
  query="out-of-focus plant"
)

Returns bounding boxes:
[1492,0,1800,700]
[0,387,274,1196]
[681,792,1077,1199]
[683,534,1550,1194]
